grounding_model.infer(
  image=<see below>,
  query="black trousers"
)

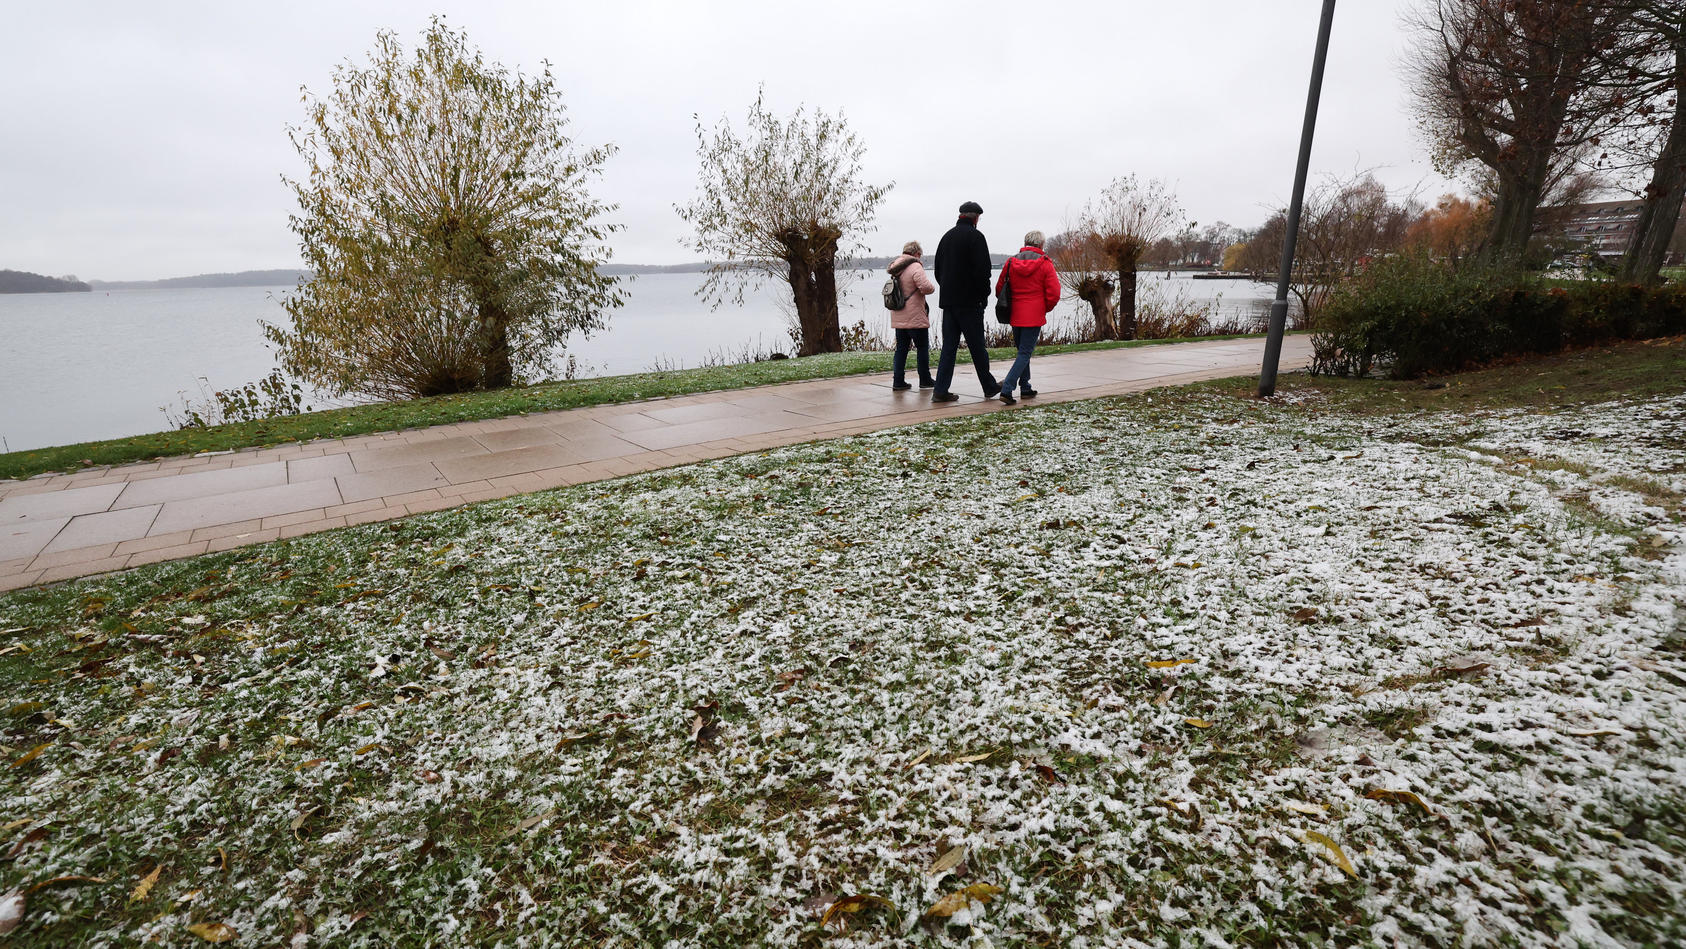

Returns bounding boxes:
[893,328,933,385]
[933,307,996,396]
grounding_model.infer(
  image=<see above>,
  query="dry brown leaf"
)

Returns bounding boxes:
[1566,728,1623,738]
[819,893,889,929]
[505,810,556,839]
[1283,801,1328,817]
[1435,661,1490,677]
[905,749,932,769]
[953,751,993,763]
[132,865,162,901]
[924,883,1004,919]
[1365,788,1440,818]
[1291,607,1320,623]
[1034,764,1064,785]
[294,758,325,771]
[25,875,106,893]
[290,807,318,835]
[926,844,967,876]
[428,646,455,660]
[418,769,442,784]
[187,921,238,943]
[1144,659,1197,669]
[1302,830,1357,878]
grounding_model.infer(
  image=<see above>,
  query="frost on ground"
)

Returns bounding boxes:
[2,386,1683,947]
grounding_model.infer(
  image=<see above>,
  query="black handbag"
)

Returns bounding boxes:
[994,263,1014,324]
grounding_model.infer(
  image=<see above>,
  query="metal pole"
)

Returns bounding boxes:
[1259,0,1337,398]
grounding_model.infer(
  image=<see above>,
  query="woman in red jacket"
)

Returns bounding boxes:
[992,230,1061,405]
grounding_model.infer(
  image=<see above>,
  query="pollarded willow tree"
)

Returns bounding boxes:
[677,91,891,356]
[1068,176,1183,340]
[266,19,623,401]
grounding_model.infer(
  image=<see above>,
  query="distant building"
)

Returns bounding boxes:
[1550,197,1686,261]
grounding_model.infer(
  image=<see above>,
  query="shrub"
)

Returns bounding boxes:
[1314,254,1686,378]
[164,368,311,430]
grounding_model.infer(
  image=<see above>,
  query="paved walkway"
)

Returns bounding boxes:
[0,336,1313,591]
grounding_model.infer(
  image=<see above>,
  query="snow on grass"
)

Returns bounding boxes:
[2,385,1683,946]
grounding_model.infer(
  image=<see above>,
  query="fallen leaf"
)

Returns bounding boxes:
[132,865,162,901]
[1435,661,1490,677]
[905,749,931,769]
[25,875,104,892]
[354,743,381,755]
[1302,830,1357,878]
[428,646,455,660]
[1183,718,1214,729]
[1365,788,1440,817]
[819,893,889,930]
[1034,764,1064,785]
[926,844,967,876]
[504,810,556,839]
[1291,607,1319,623]
[953,750,993,763]
[1144,659,1197,669]
[294,758,325,771]
[9,743,50,769]
[418,769,442,784]
[0,890,21,936]
[0,819,31,832]
[577,601,602,612]
[187,921,237,943]
[290,807,318,835]
[1283,801,1328,817]
[1566,728,1623,738]
[925,883,1004,919]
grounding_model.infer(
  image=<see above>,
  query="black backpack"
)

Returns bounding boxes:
[994,261,1015,324]
[882,260,915,311]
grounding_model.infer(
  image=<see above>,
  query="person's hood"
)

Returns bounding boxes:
[889,253,920,272]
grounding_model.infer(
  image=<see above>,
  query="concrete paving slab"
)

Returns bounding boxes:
[112,461,289,509]
[150,479,345,536]
[43,505,161,554]
[336,462,449,504]
[0,516,71,561]
[0,482,124,523]
[348,436,488,473]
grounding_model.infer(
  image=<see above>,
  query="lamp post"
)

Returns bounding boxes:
[1258,0,1337,398]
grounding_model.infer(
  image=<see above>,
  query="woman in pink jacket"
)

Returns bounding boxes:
[886,240,938,390]
[992,230,1061,405]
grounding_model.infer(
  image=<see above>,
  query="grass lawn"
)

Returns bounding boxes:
[0,333,1267,483]
[2,339,1683,946]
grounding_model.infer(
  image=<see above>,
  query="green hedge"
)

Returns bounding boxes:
[1313,255,1686,378]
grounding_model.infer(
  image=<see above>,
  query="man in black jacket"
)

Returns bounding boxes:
[930,201,1001,402]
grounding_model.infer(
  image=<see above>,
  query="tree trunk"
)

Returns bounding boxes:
[782,228,843,356]
[1078,277,1116,340]
[477,301,513,389]
[1116,263,1139,340]
[1481,159,1551,265]
[1619,23,1686,286]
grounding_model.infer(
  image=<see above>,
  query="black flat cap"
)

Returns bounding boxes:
[958,201,983,215]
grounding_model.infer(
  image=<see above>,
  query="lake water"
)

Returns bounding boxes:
[0,271,1280,453]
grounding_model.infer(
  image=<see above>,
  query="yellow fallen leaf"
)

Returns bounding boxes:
[9,743,49,769]
[1016,493,1038,502]
[354,743,381,755]
[1303,830,1357,877]
[819,893,889,929]
[1365,788,1439,817]
[0,818,33,832]
[187,922,237,943]
[1145,659,1197,669]
[904,749,931,769]
[953,750,994,763]
[925,883,1004,918]
[625,613,654,623]
[1183,718,1214,729]
[132,865,162,901]
[927,844,967,876]
[577,601,602,612]
[294,758,325,771]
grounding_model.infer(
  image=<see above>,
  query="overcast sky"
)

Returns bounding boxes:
[2,0,1462,281]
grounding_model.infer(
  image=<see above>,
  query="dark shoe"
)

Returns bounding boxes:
[892,381,911,391]
[919,378,936,389]
[931,392,959,403]
[998,390,1017,405]
[1020,387,1038,398]
[983,381,1002,399]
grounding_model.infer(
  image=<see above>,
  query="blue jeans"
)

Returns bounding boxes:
[933,307,997,396]
[999,325,1039,394]
[892,328,933,386]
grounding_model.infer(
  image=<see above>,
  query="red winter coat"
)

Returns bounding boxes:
[994,246,1061,327]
